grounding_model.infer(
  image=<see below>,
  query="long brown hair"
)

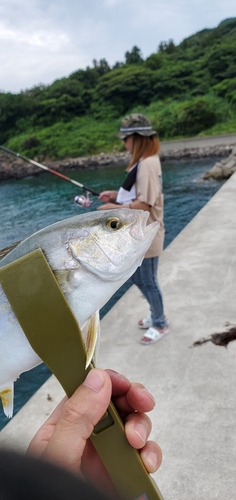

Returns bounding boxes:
[126,134,160,171]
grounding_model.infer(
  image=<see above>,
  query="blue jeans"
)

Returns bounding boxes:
[131,257,166,329]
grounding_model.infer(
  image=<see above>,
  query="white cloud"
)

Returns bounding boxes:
[0,23,69,49]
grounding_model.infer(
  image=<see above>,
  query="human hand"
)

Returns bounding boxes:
[98,191,118,202]
[28,368,162,496]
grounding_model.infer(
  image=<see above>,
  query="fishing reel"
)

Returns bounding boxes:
[74,191,92,208]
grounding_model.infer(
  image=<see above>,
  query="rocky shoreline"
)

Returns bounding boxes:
[0,143,236,182]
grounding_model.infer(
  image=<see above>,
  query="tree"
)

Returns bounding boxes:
[112,61,124,70]
[175,98,217,136]
[145,53,164,70]
[158,39,176,54]
[69,67,100,89]
[151,61,200,100]
[95,66,155,114]
[205,44,236,84]
[92,58,111,76]
[125,46,143,65]
[0,92,35,143]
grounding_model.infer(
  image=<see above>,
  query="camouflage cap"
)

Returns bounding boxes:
[117,113,156,139]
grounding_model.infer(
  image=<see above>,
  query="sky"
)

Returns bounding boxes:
[1,0,236,94]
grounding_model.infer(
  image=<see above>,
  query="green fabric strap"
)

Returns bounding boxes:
[0,249,164,500]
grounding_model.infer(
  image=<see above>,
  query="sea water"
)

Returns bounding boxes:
[0,158,225,429]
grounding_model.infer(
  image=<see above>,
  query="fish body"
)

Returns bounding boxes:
[0,209,159,417]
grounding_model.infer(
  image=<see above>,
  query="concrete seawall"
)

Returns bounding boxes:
[0,172,236,500]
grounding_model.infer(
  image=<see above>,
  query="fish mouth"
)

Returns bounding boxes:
[130,210,159,245]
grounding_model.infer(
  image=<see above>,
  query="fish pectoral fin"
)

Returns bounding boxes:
[81,311,100,369]
[0,384,14,418]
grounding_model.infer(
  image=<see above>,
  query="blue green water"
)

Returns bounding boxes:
[0,158,225,429]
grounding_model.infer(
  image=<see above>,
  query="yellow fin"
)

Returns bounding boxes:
[0,384,14,418]
[82,311,100,369]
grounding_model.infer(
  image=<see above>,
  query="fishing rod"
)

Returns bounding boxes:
[0,145,100,197]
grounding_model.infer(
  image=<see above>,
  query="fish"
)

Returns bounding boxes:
[0,208,159,418]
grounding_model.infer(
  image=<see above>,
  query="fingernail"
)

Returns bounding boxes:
[141,388,156,405]
[83,369,105,392]
[144,451,159,470]
[133,423,148,444]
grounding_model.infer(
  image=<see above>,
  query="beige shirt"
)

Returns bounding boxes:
[136,155,164,258]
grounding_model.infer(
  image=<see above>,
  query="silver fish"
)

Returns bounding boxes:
[0,208,159,417]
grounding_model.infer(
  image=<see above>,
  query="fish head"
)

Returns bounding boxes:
[0,209,159,279]
[51,208,159,353]
[67,208,159,281]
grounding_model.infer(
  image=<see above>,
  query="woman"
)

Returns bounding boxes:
[98,113,169,345]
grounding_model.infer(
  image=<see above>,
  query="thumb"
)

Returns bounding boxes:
[42,369,112,472]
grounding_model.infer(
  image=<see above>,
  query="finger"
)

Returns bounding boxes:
[124,412,152,449]
[30,369,112,473]
[126,383,156,412]
[106,369,131,397]
[106,370,156,415]
[112,383,156,416]
[139,441,162,474]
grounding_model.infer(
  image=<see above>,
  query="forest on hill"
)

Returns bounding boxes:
[0,17,236,160]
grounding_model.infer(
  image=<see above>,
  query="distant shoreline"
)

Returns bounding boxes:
[1,133,236,182]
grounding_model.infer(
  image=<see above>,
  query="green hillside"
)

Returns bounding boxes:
[0,17,236,160]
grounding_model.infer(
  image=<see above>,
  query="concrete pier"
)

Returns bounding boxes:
[0,172,236,500]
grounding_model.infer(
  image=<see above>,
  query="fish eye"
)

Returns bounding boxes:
[105,217,123,231]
